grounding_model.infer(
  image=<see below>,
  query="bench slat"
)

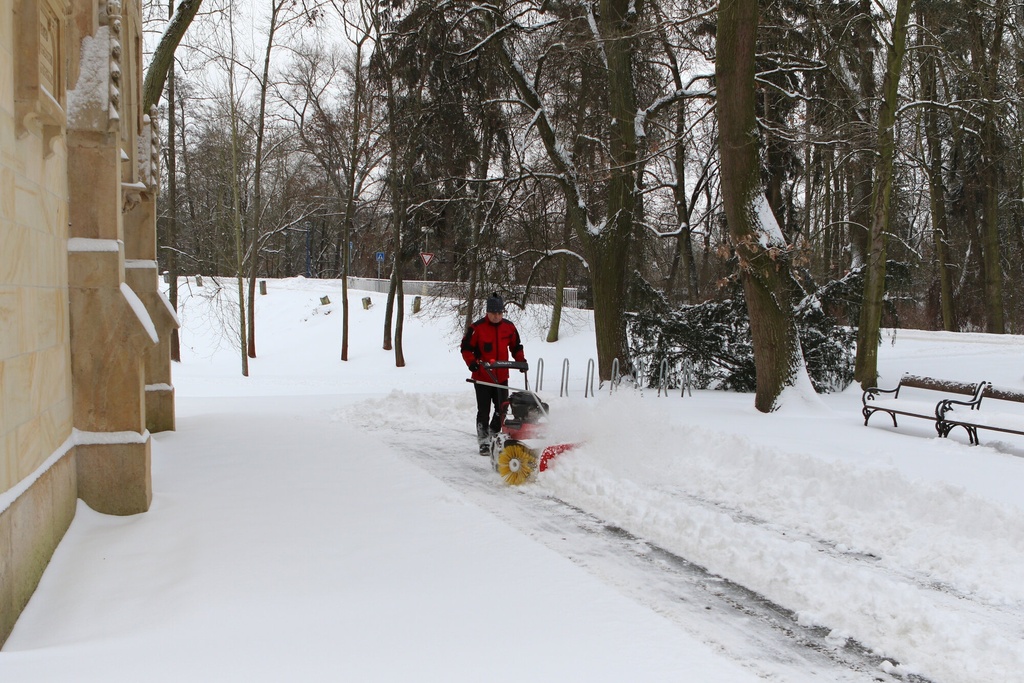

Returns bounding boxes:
[982,384,1024,403]
[943,408,1024,430]
[900,374,978,396]
[864,398,940,420]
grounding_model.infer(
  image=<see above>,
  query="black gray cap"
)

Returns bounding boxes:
[485,293,504,313]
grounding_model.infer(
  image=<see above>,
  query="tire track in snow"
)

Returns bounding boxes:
[654,484,1024,626]
[362,420,930,683]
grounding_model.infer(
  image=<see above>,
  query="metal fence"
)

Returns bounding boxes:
[346,277,582,309]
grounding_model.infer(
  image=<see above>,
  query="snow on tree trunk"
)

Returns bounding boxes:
[716,0,810,412]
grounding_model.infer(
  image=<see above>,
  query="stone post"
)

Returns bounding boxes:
[64,0,157,515]
[124,108,177,433]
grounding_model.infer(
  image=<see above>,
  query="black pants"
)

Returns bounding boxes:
[474,382,508,443]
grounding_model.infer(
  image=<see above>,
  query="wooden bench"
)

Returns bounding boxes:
[862,374,986,436]
[937,383,1024,445]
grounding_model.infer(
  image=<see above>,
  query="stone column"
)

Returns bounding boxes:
[65,0,156,515]
[124,108,178,433]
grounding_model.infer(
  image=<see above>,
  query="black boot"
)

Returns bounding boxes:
[477,424,490,456]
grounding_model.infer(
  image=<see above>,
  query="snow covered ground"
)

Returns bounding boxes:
[3,277,1023,682]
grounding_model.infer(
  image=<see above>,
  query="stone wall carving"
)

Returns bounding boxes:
[140,106,160,191]
[2,0,176,647]
[14,0,68,152]
[103,0,122,131]
[65,0,123,134]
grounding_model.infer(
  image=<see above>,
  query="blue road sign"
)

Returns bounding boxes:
[375,251,386,262]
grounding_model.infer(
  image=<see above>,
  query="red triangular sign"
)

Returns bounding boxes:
[420,252,434,267]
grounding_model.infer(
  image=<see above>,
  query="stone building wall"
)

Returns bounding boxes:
[0,0,175,646]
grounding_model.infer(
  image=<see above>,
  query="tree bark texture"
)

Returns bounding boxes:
[165,0,180,362]
[918,6,955,331]
[246,0,286,360]
[854,0,911,389]
[226,27,249,377]
[143,0,203,111]
[340,37,368,361]
[716,0,803,412]
[967,0,1008,334]
[847,0,875,270]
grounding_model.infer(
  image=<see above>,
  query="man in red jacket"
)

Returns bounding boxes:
[461,293,528,455]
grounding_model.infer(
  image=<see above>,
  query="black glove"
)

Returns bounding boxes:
[468,362,479,372]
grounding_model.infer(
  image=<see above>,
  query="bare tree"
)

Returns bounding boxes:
[966,0,1010,334]
[225,3,249,377]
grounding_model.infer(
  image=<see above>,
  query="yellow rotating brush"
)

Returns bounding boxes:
[497,442,536,486]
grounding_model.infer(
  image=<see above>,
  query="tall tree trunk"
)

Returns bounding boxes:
[592,0,641,381]
[854,0,911,388]
[665,99,705,304]
[340,200,350,360]
[177,86,199,272]
[381,57,406,364]
[659,34,701,303]
[465,128,493,330]
[165,0,180,362]
[383,263,395,351]
[340,35,368,361]
[848,0,876,270]
[967,0,1008,333]
[547,217,573,343]
[247,0,286,359]
[226,15,248,377]
[546,255,567,343]
[394,274,406,367]
[490,2,639,381]
[717,0,805,412]
[919,6,955,331]
[465,243,479,331]
[762,89,785,229]
[1017,3,1024,331]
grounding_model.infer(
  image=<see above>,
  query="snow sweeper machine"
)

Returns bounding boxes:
[470,361,576,485]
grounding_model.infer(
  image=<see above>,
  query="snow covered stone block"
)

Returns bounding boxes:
[75,436,151,515]
[144,384,174,433]
[68,245,122,289]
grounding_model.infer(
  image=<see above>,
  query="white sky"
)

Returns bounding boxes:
[2,277,1023,682]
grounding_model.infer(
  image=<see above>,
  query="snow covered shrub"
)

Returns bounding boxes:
[626,275,857,393]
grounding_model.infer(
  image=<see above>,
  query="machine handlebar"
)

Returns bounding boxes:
[482,361,528,371]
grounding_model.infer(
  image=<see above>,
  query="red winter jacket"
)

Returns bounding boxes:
[461,317,526,383]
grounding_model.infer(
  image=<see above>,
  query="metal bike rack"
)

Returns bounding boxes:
[610,358,621,394]
[657,358,670,397]
[680,357,694,397]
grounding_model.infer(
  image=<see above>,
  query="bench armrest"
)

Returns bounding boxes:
[862,385,899,404]
[937,382,989,418]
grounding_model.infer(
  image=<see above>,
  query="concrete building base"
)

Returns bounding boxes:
[0,450,77,645]
[75,439,152,517]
